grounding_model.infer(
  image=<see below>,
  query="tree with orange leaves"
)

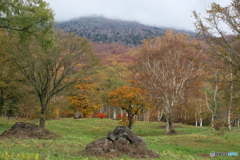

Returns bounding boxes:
[68,79,102,118]
[108,86,148,129]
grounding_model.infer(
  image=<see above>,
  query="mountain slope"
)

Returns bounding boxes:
[55,16,195,45]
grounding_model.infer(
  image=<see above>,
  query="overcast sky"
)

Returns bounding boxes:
[44,0,232,32]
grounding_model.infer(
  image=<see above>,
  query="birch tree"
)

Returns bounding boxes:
[132,30,204,134]
[193,0,240,79]
[193,0,240,130]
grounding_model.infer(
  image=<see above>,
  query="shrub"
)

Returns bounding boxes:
[95,113,107,119]
[213,120,228,131]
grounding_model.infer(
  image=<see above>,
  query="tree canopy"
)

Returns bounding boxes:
[0,0,54,45]
[108,86,148,129]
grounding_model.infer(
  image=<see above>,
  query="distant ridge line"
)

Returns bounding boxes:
[55,16,196,45]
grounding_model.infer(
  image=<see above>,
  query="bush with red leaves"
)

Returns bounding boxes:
[96,113,107,119]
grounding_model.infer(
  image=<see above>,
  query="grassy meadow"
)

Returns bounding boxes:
[0,117,239,160]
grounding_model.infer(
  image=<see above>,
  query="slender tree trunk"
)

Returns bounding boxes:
[195,112,198,127]
[228,59,233,131]
[212,83,218,130]
[200,118,202,127]
[238,117,240,128]
[211,113,215,130]
[100,106,104,113]
[0,88,4,115]
[157,109,163,122]
[234,119,237,127]
[113,108,116,119]
[128,115,133,129]
[120,109,123,121]
[205,82,216,130]
[39,108,46,129]
[143,112,149,122]
[136,115,139,121]
[228,111,231,131]
[75,110,80,118]
[164,115,170,134]
[107,106,111,118]
[146,111,150,122]
[184,109,187,120]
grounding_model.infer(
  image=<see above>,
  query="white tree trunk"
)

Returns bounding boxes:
[113,108,116,119]
[120,109,123,121]
[143,112,150,122]
[200,118,202,127]
[157,109,163,122]
[195,112,198,127]
[228,62,233,131]
[76,110,80,118]
[211,83,218,130]
[146,112,150,122]
[228,111,231,131]
[212,113,215,130]
[100,106,104,113]
[164,116,170,134]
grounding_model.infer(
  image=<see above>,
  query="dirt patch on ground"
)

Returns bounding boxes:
[0,122,59,140]
[82,126,160,159]
[197,153,212,158]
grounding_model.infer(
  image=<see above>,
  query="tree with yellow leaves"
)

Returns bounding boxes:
[131,30,204,134]
[108,86,148,129]
[68,79,102,118]
[193,0,240,131]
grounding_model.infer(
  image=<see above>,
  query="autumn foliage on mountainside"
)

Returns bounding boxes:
[92,42,138,65]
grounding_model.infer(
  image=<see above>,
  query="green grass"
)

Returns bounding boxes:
[0,117,239,160]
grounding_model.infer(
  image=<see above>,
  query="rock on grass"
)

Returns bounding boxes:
[0,122,59,140]
[83,126,160,159]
